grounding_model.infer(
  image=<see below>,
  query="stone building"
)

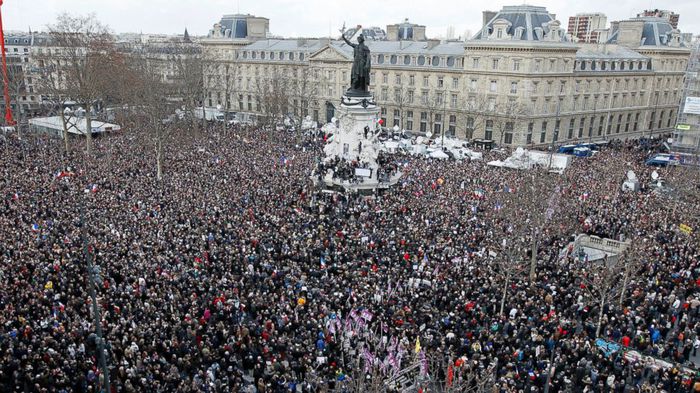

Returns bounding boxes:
[1,33,45,119]
[202,5,691,147]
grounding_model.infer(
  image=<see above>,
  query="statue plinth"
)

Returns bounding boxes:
[311,92,402,193]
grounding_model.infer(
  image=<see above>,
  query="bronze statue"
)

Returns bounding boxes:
[341,24,371,96]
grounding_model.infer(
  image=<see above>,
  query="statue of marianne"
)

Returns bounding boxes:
[341,25,371,96]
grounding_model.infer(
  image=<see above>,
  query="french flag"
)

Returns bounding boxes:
[90,184,98,193]
[54,171,73,179]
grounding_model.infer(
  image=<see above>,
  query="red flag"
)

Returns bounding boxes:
[447,364,454,387]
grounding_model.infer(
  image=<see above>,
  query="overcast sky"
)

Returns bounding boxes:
[5,0,700,39]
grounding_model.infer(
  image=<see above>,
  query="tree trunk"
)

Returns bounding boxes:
[84,104,93,155]
[619,269,630,307]
[156,132,163,181]
[595,295,606,337]
[500,273,510,316]
[529,230,538,282]
[60,110,70,153]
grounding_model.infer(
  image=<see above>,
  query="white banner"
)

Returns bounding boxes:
[355,168,372,178]
[684,97,700,115]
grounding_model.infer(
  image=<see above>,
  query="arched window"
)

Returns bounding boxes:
[620,62,625,71]
[269,52,275,60]
[417,56,425,66]
[243,51,248,59]
[601,61,606,70]
[446,56,455,67]
[260,51,266,59]
[432,56,440,66]
[251,51,257,59]
[390,55,397,64]
[300,53,305,61]
[377,54,384,64]
[403,56,411,65]
[611,62,616,71]
[591,61,596,70]
[289,52,294,60]
[580,61,586,70]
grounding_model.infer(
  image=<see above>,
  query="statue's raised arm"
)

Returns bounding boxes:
[342,33,356,48]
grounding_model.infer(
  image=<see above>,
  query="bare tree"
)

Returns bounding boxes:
[255,68,290,128]
[580,258,627,337]
[173,55,203,129]
[41,13,115,155]
[492,99,528,146]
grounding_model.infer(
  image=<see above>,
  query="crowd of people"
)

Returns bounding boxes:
[1,125,699,393]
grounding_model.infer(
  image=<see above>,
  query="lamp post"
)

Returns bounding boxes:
[548,98,561,169]
[80,202,110,393]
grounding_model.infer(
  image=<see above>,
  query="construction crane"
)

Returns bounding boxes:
[0,0,16,126]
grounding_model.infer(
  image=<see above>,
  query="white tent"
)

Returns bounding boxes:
[29,116,121,136]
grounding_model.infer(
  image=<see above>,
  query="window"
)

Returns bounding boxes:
[432,56,440,66]
[488,98,496,111]
[588,117,595,137]
[437,77,444,88]
[535,59,542,72]
[512,60,520,71]
[436,92,444,105]
[510,82,518,94]
[492,58,499,70]
[448,124,456,137]
[540,121,547,143]
[578,118,585,138]
[408,90,414,103]
[409,75,415,86]
[470,79,477,90]
[394,89,401,102]
[451,94,457,108]
[393,110,400,127]
[497,28,503,39]
[390,55,397,65]
[625,113,631,132]
[395,74,401,85]
[452,77,459,89]
[381,88,388,101]
[490,80,497,92]
[423,76,429,87]
[527,122,533,144]
[485,120,493,140]
[599,116,604,136]
[568,119,575,139]
[420,112,427,132]
[504,122,514,144]
[404,56,411,65]
[421,91,428,104]
[553,120,560,142]
[407,120,413,130]
[617,114,623,133]
[418,56,426,66]
[382,73,388,84]
[377,54,384,64]
[466,117,475,139]
[634,113,639,131]
[560,81,566,94]
[446,57,455,67]
[472,58,479,68]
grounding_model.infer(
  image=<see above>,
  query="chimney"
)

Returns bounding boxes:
[483,11,497,28]
[616,20,644,48]
[426,39,440,50]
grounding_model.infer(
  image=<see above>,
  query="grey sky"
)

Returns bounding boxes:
[5,0,700,39]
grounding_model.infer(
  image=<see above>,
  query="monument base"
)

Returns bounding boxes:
[314,93,402,193]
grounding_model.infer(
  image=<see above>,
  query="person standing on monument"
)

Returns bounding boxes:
[341,25,371,95]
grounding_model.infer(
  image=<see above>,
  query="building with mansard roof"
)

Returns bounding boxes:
[201,5,690,147]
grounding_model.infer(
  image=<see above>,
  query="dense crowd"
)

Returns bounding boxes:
[1,125,699,393]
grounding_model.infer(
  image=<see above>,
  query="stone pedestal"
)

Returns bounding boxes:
[314,94,402,192]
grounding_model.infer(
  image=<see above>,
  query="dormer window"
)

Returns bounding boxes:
[514,27,525,40]
[497,28,503,39]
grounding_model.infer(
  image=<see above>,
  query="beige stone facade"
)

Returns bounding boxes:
[202,6,691,147]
